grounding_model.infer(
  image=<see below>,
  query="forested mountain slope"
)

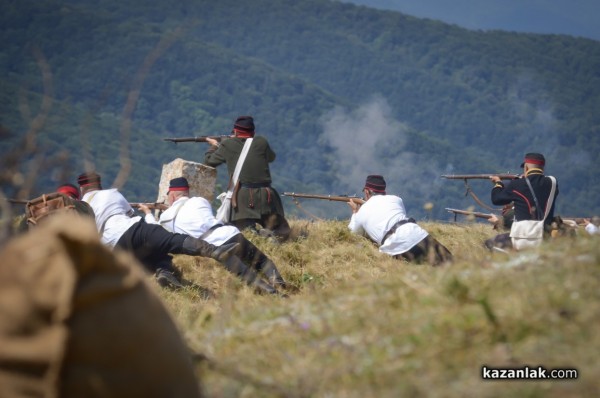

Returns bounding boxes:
[1,0,598,219]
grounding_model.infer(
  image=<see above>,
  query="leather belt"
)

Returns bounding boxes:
[240,182,271,188]
[382,218,416,244]
[199,223,224,240]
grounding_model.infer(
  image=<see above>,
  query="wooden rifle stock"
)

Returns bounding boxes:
[441,173,520,180]
[282,192,365,205]
[163,135,231,143]
[130,202,169,211]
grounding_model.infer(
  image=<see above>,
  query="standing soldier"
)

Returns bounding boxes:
[204,116,290,242]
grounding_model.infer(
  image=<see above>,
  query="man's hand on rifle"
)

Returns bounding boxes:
[347,198,362,214]
[137,204,152,215]
[487,214,506,230]
[205,137,220,147]
[487,214,499,223]
[489,176,502,184]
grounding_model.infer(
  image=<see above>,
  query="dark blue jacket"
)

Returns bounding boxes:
[491,169,559,224]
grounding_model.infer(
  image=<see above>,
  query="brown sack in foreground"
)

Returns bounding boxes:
[0,214,202,398]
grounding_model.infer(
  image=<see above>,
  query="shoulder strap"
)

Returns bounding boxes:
[230,138,253,189]
[82,191,111,233]
[160,197,189,232]
[525,176,556,221]
[83,191,98,204]
[542,176,557,221]
[524,177,543,219]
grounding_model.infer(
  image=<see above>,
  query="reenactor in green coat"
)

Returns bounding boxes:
[204,116,291,242]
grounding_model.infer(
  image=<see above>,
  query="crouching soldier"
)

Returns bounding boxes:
[347,175,452,266]
[140,177,288,295]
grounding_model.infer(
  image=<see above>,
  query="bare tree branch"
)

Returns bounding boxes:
[112,26,186,189]
[0,45,54,245]
[17,45,54,199]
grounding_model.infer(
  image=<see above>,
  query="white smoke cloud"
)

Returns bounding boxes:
[319,96,437,199]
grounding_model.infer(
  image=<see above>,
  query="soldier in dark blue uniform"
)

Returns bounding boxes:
[488,153,559,250]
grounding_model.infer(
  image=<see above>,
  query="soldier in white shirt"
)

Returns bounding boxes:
[348,175,452,266]
[140,177,287,296]
[585,216,600,235]
[77,172,240,290]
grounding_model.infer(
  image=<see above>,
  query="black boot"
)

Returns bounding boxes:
[219,255,283,296]
[182,237,238,261]
[252,278,281,296]
[259,259,287,289]
[155,268,184,290]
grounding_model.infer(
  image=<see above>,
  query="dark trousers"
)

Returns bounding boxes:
[393,235,453,266]
[485,232,513,251]
[116,219,188,273]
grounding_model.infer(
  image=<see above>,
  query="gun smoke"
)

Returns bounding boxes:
[319,96,440,206]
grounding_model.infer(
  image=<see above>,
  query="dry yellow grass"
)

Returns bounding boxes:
[156,219,600,397]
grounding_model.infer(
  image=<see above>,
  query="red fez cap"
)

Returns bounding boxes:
[232,115,255,138]
[520,153,545,168]
[168,177,190,191]
[364,175,386,193]
[57,183,80,199]
[77,172,101,187]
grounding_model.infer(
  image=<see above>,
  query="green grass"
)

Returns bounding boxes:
[157,220,600,397]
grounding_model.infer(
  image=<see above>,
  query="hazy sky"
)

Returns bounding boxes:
[343,0,600,41]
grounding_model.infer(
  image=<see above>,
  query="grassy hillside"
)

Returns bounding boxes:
[156,219,599,397]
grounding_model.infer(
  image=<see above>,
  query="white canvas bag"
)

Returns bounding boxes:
[215,138,253,223]
[509,176,556,251]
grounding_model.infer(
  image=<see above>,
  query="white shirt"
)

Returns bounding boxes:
[82,188,154,248]
[152,196,239,246]
[348,194,428,255]
[586,223,599,235]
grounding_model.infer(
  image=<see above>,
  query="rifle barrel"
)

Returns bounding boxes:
[441,173,520,180]
[130,202,169,210]
[163,135,231,143]
[445,208,494,219]
[5,198,30,204]
[282,192,364,204]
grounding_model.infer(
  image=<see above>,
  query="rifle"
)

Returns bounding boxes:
[282,192,365,205]
[5,198,30,204]
[163,135,231,143]
[559,217,588,226]
[441,173,520,180]
[441,173,520,212]
[446,208,495,221]
[130,202,169,211]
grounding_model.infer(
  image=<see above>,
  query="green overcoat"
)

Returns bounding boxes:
[204,136,286,221]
